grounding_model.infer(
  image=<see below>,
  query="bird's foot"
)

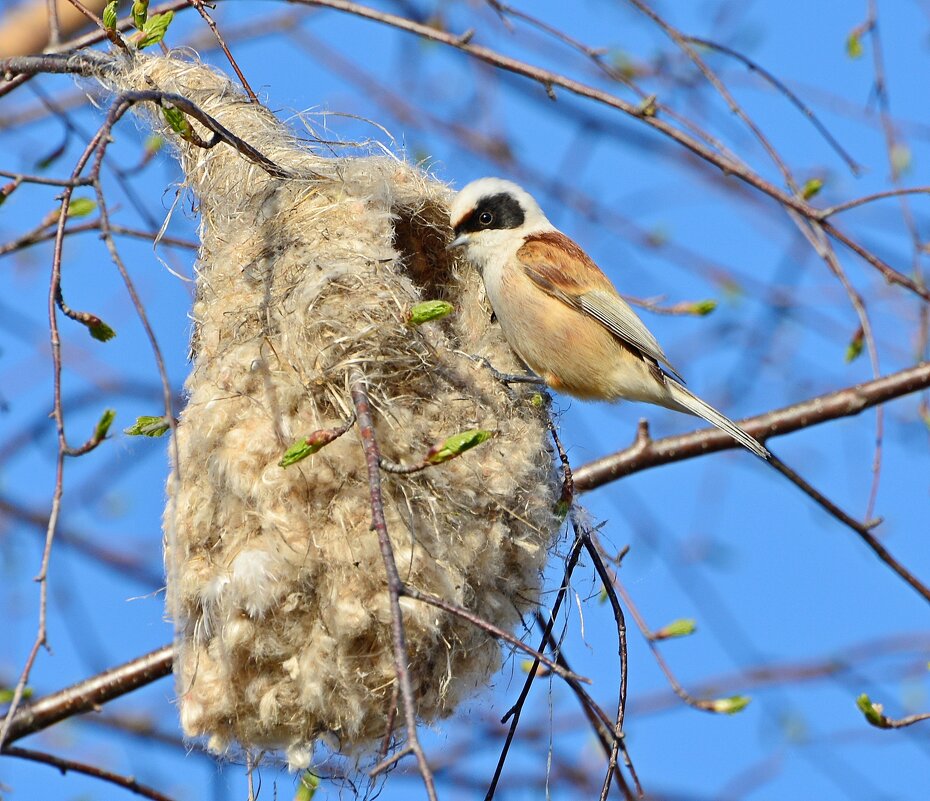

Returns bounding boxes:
[467,354,546,389]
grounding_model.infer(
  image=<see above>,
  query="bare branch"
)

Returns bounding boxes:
[573,362,930,488]
[574,362,930,605]
[2,646,172,746]
[818,186,930,219]
[683,34,861,174]
[1,745,177,801]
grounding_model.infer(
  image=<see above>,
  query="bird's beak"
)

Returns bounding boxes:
[446,233,470,252]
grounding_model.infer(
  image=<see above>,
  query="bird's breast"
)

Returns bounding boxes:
[485,260,672,404]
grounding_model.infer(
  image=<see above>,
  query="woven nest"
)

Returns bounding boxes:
[105,51,560,768]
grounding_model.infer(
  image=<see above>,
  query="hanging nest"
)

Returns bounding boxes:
[104,51,559,768]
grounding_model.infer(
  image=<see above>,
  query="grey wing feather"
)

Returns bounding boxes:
[579,289,685,382]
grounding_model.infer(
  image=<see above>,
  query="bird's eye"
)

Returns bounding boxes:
[478,211,494,226]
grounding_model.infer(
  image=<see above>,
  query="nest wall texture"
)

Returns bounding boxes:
[108,53,560,766]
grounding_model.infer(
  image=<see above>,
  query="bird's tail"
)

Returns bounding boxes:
[666,382,770,459]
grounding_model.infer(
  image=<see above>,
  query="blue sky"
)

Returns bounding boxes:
[1,1,929,800]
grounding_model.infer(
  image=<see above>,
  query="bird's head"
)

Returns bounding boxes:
[447,178,551,259]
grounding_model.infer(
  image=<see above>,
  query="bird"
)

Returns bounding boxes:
[446,177,770,459]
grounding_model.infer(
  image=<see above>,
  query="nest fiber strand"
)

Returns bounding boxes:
[110,52,558,767]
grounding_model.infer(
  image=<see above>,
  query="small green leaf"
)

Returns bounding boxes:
[124,415,171,437]
[846,31,863,59]
[132,0,149,29]
[0,686,33,704]
[636,95,659,117]
[856,693,885,726]
[136,10,173,49]
[531,393,545,408]
[294,772,320,801]
[554,498,570,521]
[519,659,548,677]
[162,104,190,137]
[690,299,717,316]
[408,300,454,326]
[86,315,116,342]
[845,327,864,363]
[144,134,164,154]
[280,440,317,467]
[425,429,493,465]
[891,144,912,179]
[35,139,67,171]
[709,695,751,714]
[609,50,637,80]
[67,197,96,218]
[598,584,609,604]
[103,0,119,31]
[801,178,824,200]
[95,409,116,441]
[280,429,342,467]
[654,618,697,640]
[637,94,658,117]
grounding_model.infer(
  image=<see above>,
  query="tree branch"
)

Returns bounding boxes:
[1,745,176,801]
[2,646,172,746]
[574,362,930,605]
[573,362,930,489]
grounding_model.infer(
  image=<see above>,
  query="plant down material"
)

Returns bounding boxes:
[107,53,559,768]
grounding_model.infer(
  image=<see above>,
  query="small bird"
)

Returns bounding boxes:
[447,177,769,459]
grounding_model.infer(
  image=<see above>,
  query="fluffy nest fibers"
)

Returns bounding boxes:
[102,52,560,767]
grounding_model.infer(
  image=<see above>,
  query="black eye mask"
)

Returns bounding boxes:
[454,192,526,234]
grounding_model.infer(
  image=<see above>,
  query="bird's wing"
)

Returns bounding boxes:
[516,232,685,381]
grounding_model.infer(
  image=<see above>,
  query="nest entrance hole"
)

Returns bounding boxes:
[392,202,456,301]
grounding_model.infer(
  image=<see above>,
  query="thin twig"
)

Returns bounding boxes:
[104,90,297,179]
[485,534,585,801]
[91,181,179,472]
[818,186,930,219]
[0,218,197,257]
[862,0,925,523]
[349,371,437,801]
[46,0,62,46]
[0,169,89,187]
[822,219,930,302]
[860,706,930,730]
[188,0,259,103]
[402,586,588,685]
[575,523,635,801]
[1,746,177,801]
[630,631,930,716]
[481,0,740,163]
[0,93,86,746]
[683,34,861,174]
[605,564,729,714]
